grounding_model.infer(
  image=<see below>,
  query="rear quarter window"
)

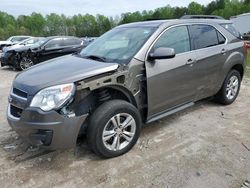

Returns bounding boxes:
[220,23,241,38]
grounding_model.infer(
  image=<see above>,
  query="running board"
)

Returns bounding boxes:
[146,102,194,124]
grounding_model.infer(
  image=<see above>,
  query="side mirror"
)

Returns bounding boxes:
[148,47,176,61]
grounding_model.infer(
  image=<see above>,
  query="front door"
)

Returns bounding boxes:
[145,25,198,119]
[39,38,65,62]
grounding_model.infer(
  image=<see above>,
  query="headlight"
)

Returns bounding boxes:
[30,83,75,111]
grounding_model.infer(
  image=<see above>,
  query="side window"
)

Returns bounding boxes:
[189,25,219,50]
[64,38,82,46]
[16,37,30,42]
[11,37,25,42]
[45,38,63,49]
[153,26,190,54]
[25,39,35,45]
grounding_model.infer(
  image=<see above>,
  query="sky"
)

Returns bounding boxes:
[0,0,213,17]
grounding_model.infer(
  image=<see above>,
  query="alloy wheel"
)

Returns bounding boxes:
[226,75,239,100]
[102,113,136,151]
[20,58,34,70]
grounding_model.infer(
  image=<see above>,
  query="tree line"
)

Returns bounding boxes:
[0,0,249,40]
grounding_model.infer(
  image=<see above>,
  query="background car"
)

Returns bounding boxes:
[0,35,31,51]
[80,37,97,47]
[1,36,84,70]
[2,37,45,52]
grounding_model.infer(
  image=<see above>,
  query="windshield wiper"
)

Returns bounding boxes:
[82,55,107,62]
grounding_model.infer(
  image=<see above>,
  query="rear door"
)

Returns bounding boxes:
[188,24,228,99]
[145,25,198,119]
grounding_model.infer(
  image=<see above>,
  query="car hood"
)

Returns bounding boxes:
[4,44,40,52]
[3,44,25,52]
[14,54,119,95]
[0,41,11,45]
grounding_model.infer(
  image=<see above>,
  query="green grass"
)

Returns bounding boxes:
[246,50,250,77]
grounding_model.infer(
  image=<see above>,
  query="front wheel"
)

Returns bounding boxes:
[19,57,34,70]
[87,100,142,158]
[215,69,241,105]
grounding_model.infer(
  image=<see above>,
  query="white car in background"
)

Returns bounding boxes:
[2,37,45,52]
[0,36,31,59]
[0,36,31,51]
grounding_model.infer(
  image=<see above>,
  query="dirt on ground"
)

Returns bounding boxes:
[0,67,250,188]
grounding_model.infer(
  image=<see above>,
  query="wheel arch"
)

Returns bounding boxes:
[218,50,245,92]
[92,85,138,108]
[73,85,138,135]
[231,64,244,79]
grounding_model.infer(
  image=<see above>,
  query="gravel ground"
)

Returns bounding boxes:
[0,67,250,188]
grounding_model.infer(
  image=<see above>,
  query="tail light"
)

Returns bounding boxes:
[243,42,248,56]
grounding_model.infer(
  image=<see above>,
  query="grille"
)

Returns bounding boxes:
[12,88,28,99]
[10,105,23,118]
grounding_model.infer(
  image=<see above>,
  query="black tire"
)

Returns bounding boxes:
[87,100,142,158]
[215,69,241,105]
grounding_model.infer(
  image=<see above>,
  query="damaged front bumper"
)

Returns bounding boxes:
[7,105,88,150]
[0,52,16,67]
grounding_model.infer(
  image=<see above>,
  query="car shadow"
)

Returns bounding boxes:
[0,67,18,72]
[1,98,220,164]
[143,98,217,129]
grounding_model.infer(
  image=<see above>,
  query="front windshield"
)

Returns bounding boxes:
[20,37,43,45]
[6,37,13,42]
[11,37,29,42]
[31,38,48,48]
[80,27,156,64]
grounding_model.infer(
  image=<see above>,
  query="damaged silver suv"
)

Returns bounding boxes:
[7,19,247,158]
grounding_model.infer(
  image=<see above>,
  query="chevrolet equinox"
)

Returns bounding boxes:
[7,19,247,158]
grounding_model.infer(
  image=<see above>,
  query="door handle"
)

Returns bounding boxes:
[221,48,227,54]
[186,58,196,65]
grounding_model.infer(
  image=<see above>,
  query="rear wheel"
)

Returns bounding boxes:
[87,100,142,158]
[215,70,241,105]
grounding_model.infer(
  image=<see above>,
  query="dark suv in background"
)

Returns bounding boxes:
[1,36,83,70]
[7,18,247,158]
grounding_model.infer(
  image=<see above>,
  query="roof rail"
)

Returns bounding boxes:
[180,15,224,20]
[145,18,167,21]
